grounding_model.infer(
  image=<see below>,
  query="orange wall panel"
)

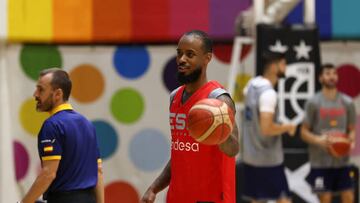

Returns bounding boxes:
[92,0,132,42]
[53,0,92,42]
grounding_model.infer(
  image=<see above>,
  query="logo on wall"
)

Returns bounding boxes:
[270,39,315,124]
[278,62,315,125]
[257,25,320,125]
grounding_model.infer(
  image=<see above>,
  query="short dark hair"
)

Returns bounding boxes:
[320,63,335,74]
[183,30,213,53]
[40,68,72,101]
[261,51,286,74]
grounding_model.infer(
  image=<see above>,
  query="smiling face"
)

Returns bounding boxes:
[33,73,56,112]
[176,34,212,85]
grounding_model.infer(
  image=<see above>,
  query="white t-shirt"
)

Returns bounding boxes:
[243,76,277,113]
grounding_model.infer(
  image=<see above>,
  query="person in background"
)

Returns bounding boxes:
[241,51,296,203]
[301,63,356,203]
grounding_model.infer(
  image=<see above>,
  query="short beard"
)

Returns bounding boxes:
[176,67,202,85]
[323,83,337,89]
[36,94,54,112]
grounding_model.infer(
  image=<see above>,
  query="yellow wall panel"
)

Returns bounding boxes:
[8,0,52,42]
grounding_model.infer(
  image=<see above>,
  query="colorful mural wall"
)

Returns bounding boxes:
[1,0,251,43]
[1,0,360,43]
[4,44,245,202]
[2,42,360,202]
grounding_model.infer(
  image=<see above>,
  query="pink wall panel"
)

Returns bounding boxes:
[169,0,209,40]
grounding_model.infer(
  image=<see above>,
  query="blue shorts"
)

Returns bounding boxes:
[242,163,290,201]
[306,166,355,193]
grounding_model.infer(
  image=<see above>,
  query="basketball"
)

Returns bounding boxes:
[328,132,351,158]
[187,98,235,145]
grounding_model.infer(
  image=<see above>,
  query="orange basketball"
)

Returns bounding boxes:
[188,98,235,145]
[328,132,351,158]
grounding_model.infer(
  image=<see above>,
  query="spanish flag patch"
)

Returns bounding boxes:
[44,146,54,153]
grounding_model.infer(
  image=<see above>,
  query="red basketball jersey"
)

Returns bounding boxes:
[167,81,235,203]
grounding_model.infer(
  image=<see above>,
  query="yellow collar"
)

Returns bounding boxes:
[50,103,73,115]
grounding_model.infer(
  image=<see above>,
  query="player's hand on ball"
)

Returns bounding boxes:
[326,132,351,157]
[188,98,234,145]
[349,136,356,150]
[317,134,331,150]
[141,189,156,203]
[350,140,356,150]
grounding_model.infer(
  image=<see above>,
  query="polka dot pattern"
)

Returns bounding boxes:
[110,88,144,124]
[113,46,150,79]
[213,44,233,63]
[93,120,119,160]
[213,44,252,63]
[336,64,360,98]
[69,64,105,103]
[19,98,49,136]
[11,43,360,203]
[129,128,169,171]
[13,141,29,181]
[162,56,180,92]
[105,181,139,203]
[20,45,62,80]
[12,44,255,203]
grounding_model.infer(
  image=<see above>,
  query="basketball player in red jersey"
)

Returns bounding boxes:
[141,30,239,203]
